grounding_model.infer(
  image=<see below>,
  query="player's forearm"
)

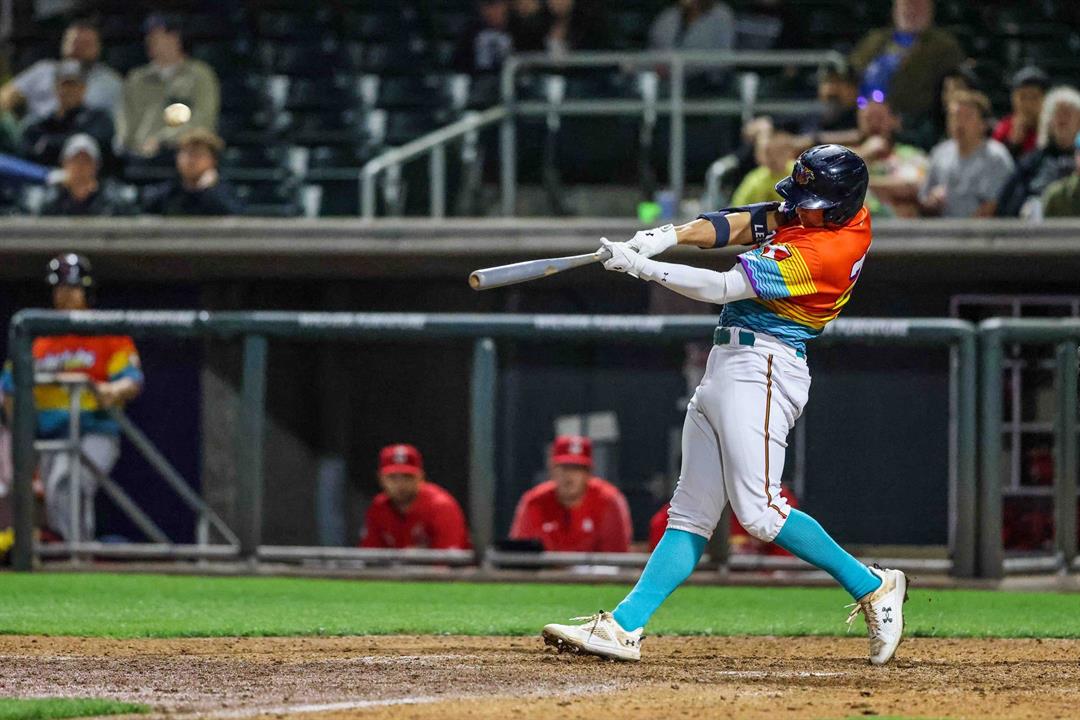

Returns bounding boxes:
[99,377,142,404]
[682,208,785,249]
[635,258,756,305]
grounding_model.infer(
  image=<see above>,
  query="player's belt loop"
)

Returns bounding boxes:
[714,327,730,345]
[738,330,756,348]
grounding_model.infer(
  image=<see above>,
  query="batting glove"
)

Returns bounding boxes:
[600,238,645,278]
[626,224,677,258]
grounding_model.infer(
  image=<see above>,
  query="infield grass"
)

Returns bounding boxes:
[0,698,147,720]
[0,573,1078,638]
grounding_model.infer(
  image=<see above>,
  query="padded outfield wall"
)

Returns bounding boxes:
[0,217,1075,551]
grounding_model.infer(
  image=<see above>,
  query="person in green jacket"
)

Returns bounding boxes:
[729,131,796,206]
[1041,132,1080,218]
[849,0,965,125]
[115,14,219,159]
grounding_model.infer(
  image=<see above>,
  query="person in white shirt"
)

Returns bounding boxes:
[0,20,122,121]
[919,90,1014,218]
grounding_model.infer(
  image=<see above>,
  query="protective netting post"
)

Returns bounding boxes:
[9,317,36,571]
[1054,342,1078,566]
[237,334,268,561]
[469,338,498,557]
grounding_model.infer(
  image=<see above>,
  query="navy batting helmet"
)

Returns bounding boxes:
[46,253,94,290]
[774,144,868,227]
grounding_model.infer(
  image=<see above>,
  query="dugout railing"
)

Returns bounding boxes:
[979,318,1080,579]
[8,311,976,577]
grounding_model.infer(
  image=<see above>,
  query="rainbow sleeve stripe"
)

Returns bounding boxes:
[107,346,143,384]
[737,246,816,300]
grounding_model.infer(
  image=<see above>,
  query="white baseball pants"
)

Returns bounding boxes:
[41,433,121,542]
[667,332,811,543]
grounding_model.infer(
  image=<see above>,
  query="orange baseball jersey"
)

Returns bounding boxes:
[722,206,872,352]
[0,335,142,439]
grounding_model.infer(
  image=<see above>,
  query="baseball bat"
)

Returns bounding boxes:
[468,247,612,291]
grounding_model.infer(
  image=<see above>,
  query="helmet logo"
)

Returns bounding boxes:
[393,446,409,464]
[793,163,815,186]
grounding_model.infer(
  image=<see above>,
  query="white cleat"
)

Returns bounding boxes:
[846,565,908,666]
[542,611,643,662]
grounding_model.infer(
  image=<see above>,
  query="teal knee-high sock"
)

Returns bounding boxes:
[773,509,881,600]
[612,529,706,631]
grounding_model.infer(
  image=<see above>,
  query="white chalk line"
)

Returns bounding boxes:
[712,670,846,679]
[174,696,441,719]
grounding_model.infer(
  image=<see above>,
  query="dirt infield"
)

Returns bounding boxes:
[0,635,1077,719]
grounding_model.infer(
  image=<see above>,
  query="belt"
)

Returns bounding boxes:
[714,327,806,360]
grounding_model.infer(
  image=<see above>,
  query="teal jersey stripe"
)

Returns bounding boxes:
[37,409,120,439]
[719,299,821,352]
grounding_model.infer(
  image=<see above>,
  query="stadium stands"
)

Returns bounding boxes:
[3,1,1080,217]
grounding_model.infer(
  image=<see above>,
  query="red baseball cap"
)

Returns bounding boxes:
[551,435,592,469]
[379,443,424,476]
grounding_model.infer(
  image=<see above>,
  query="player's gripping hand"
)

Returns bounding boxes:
[600,238,645,278]
[626,224,677,258]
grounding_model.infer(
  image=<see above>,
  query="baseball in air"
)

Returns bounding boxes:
[164,103,192,127]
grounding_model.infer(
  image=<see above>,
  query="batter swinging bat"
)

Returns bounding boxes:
[468,247,612,290]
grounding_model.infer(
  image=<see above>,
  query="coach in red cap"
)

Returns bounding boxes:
[509,435,632,552]
[359,444,471,550]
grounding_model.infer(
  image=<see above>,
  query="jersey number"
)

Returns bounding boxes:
[849,253,867,281]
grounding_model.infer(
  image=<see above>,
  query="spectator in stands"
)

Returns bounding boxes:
[996,87,1080,218]
[648,0,734,52]
[19,61,114,171]
[730,130,795,205]
[857,100,928,217]
[453,0,514,74]
[510,0,548,52]
[898,61,981,152]
[141,129,242,216]
[849,0,964,128]
[993,67,1050,161]
[919,90,1013,218]
[0,20,122,121]
[738,67,860,180]
[359,444,471,550]
[37,135,134,217]
[116,14,220,159]
[543,0,607,54]
[1,254,143,543]
[509,435,632,553]
[1040,131,1080,218]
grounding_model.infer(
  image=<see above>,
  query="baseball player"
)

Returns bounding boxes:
[542,145,908,665]
[509,435,633,553]
[1,254,143,542]
[359,443,471,550]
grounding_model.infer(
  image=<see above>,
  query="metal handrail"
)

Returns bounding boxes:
[31,372,240,553]
[360,106,507,219]
[704,153,741,212]
[498,49,845,217]
[360,49,843,219]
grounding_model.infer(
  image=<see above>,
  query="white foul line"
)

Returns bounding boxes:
[179,696,441,719]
